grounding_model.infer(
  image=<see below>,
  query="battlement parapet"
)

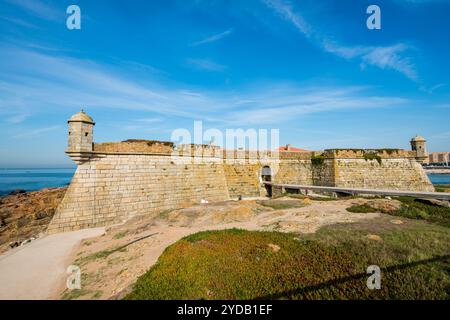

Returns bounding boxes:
[323,149,417,159]
[94,140,174,154]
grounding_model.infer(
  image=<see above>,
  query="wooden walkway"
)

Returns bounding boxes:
[264,182,450,201]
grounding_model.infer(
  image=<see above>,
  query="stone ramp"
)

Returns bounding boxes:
[0,227,104,300]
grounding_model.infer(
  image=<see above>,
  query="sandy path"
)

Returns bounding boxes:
[0,227,104,300]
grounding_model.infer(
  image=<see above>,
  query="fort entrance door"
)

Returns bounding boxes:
[261,166,272,197]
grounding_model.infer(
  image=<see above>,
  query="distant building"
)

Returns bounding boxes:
[426,152,450,165]
[278,144,310,152]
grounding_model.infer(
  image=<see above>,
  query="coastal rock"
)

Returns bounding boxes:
[9,189,27,196]
[0,187,66,254]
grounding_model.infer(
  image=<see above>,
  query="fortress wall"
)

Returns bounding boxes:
[311,159,336,186]
[333,158,434,191]
[47,145,434,233]
[223,162,263,198]
[47,153,230,233]
[93,140,174,153]
[274,160,313,185]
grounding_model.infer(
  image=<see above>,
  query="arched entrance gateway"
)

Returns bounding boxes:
[261,166,272,197]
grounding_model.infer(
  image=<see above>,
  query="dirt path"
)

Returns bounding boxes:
[0,227,104,300]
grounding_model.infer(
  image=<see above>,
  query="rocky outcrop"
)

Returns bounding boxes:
[0,188,66,254]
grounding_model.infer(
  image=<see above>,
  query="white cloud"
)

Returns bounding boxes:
[190,28,234,46]
[263,0,420,81]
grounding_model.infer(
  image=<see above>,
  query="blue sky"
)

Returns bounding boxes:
[0,0,449,167]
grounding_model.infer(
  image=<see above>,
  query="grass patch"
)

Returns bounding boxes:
[61,289,89,300]
[256,199,305,210]
[61,289,103,300]
[346,204,379,213]
[113,231,128,239]
[125,224,450,300]
[391,197,450,228]
[435,184,450,193]
[158,209,173,220]
[76,246,127,265]
[346,197,450,227]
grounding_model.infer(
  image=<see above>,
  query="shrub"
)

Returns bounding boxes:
[346,204,379,213]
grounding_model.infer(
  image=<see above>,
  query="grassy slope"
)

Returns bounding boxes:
[125,220,450,300]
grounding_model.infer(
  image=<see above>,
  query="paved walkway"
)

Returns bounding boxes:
[0,227,105,300]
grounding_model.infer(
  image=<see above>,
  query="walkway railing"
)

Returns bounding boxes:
[263,182,450,201]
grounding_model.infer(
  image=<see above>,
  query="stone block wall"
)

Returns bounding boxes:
[333,158,434,191]
[47,153,229,233]
[93,140,174,153]
[274,160,313,185]
[223,162,262,198]
[311,159,337,187]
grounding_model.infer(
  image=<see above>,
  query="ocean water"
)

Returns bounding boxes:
[428,173,450,185]
[0,169,448,196]
[0,168,76,196]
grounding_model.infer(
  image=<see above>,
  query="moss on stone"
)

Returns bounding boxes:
[363,153,382,164]
[311,155,326,166]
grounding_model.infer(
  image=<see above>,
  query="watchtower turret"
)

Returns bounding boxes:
[410,135,427,163]
[67,109,95,164]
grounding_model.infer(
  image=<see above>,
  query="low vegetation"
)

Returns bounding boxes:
[363,153,382,165]
[346,204,380,213]
[125,221,450,300]
[311,155,326,166]
[393,197,450,228]
[435,184,450,193]
[256,199,305,210]
[347,196,450,228]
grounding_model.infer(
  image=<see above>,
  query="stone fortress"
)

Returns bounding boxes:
[47,110,434,233]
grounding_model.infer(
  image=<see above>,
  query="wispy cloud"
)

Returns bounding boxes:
[263,0,420,81]
[263,0,312,37]
[6,113,29,124]
[0,45,412,129]
[135,117,163,123]
[0,15,38,28]
[190,28,234,46]
[186,58,226,72]
[13,125,60,139]
[6,0,61,22]
[225,86,408,125]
